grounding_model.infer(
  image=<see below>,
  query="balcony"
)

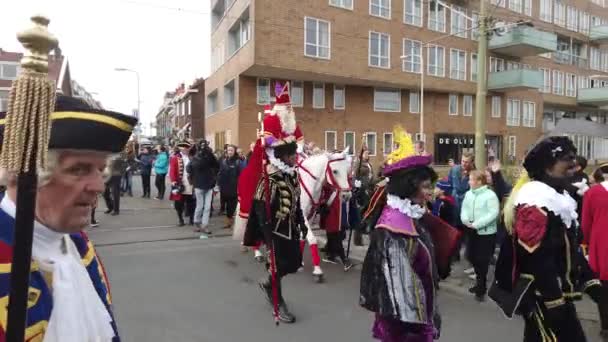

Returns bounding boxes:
[577,87,608,106]
[488,69,543,91]
[553,52,588,68]
[590,25,608,44]
[489,27,557,57]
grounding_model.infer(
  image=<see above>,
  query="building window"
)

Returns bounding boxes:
[0,90,8,111]
[0,63,18,80]
[427,45,445,77]
[539,68,551,93]
[313,83,326,108]
[524,0,532,16]
[223,80,235,109]
[566,6,578,31]
[579,75,590,89]
[304,17,331,59]
[257,78,271,104]
[489,57,505,73]
[508,136,517,158]
[370,0,391,18]
[540,0,552,22]
[509,0,522,13]
[404,0,422,26]
[470,53,478,81]
[344,131,355,155]
[449,94,458,115]
[365,132,377,156]
[463,95,473,116]
[409,91,420,113]
[580,12,590,35]
[552,70,564,95]
[522,101,536,127]
[554,0,565,27]
[450,49,466,80]
[369,31,390,68]
[402,39,422,73]
[450,6,467,38]
[491,96,501,118]
[507,98,521,126]
[325,131,337,151]
[291,80,304,107]
[565,73,576,97]
[207,91,218,115]
[330,0,353,10]
[374,88,401,112]
[471,13,480,40]
[428,0,446,32]
[334,84,345,110]
[227,9,250,56]
[383,132,394,155]
[590,47,601,70]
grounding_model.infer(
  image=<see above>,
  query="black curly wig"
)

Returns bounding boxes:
[386,165,438,200]
[523,136,577,181]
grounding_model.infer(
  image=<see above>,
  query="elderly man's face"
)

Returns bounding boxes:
[35,151,107,233]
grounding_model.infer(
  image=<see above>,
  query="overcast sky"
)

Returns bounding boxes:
[1,0,211,135]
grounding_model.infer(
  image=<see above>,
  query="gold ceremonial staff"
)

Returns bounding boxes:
[0,15,57,341]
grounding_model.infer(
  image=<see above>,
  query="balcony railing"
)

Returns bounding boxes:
[578,86,608,106]
[489,26,557,57]
[553,52,588,68]
[488,69,543,91]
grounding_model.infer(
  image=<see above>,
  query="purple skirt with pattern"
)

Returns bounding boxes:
[372,314,435,342]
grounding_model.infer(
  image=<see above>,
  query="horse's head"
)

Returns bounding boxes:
[326,147,353,199]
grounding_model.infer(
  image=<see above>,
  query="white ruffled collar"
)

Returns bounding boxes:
[386,194,426,219]
[515,181,578,228]
[266,148,296,175]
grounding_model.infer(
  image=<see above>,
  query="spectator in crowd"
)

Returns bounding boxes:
[188,140,219,234]
[582,163,608,339]
[121,145,137,197]
[432,178,457,227]
[484,159,512,247]
[217,145,242,229]
[170,143,195,226]
[448,152,476,265]
[415,140,429,156]
[353,148,374,246]
[138,147,154,198]
[460,170,500,302]
[103,154,126,216]
[153,145,169,199]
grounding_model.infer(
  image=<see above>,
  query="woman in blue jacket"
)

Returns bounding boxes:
[153,145,170,199]
[460,169,500,302]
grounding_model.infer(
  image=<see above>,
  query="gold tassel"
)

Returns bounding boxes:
[0,15,57,173]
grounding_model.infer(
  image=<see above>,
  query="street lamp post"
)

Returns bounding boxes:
[115,67,141,136]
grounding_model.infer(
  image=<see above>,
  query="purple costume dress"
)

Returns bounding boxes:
[360,205,440,342]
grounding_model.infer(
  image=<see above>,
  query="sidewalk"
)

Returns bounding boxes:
[316,230,600,323]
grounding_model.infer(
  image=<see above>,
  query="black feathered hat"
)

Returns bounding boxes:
[523,136,577,180]
[50,95,138,153]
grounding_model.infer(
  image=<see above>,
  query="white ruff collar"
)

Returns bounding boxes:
[386,194,426,219]
[266,148,296,175]
[0,196,115,342]
[515,181,578,228]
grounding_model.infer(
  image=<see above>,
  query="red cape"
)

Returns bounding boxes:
[238,139,264,219]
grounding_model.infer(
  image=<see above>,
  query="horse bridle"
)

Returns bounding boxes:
[297,156,352,214]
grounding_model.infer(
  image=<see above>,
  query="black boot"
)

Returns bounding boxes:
[259,276,296,323]
[354,230,363,246]
[177,213,185,227]
[259,277,273,307]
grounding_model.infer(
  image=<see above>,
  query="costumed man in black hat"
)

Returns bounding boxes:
[0,95,137,341]
[492,136,601,342]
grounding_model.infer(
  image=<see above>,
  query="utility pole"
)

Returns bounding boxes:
[474,0,489,170]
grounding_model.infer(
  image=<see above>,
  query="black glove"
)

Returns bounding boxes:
[585,283,601,304]
[317,204,330,216]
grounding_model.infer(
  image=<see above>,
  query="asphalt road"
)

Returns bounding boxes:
[89,178,602,342]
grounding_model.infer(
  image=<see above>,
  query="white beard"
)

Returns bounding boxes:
[273,105,296,135]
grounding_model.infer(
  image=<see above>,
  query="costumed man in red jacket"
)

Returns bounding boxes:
[169,142,195,226]
[0,95,136,341]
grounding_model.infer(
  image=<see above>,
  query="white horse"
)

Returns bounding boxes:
[297,147,352,283]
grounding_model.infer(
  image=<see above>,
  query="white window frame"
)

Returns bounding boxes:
[463,95,473,116]
[540,0,552,22]
[256,78,271,105]
[554,0,566,27]
[370,0,391,19]
[552,70,564,95]
[522,101,536,128]
[566,6,578,31]
[329,0,354,10]
[509,0,522,13]
[427,44,445,77]
[508,136,517,157]
[524,0,532,16]
[365,132,378,156]
[325,130,338,151]
[223,79,236,109]
[491,96,501,118]
[291,80,304,107]
[0,63,18,80]
[470,53,478,81]
[507,98,521,126]
[304,17,331,60]
[313,82,326,109]
[428,0,446,32]
[565,73,576,97]
[404,0,423,27]
[450,49,467,80]
[373,88,401,112]
[409,90,420,113]
[539,68,551,93]
[333,84,346,110]
[580,12,590,35]
[402,39,422,73]
[344,131,356,155]
[207,90,218,115]
[579,75,590,90]
[369,31,391,69]
[383,132,394,155]
[450,6,468,38]
[449,94,458,116]
[0,89,9,112]
[489,57,505,73]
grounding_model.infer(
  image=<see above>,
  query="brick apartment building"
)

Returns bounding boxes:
[0,47,73,112]
[205,0,608,165]
[155,78,206,142]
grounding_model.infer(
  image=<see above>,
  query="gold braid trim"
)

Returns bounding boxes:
[544,297,566,309]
